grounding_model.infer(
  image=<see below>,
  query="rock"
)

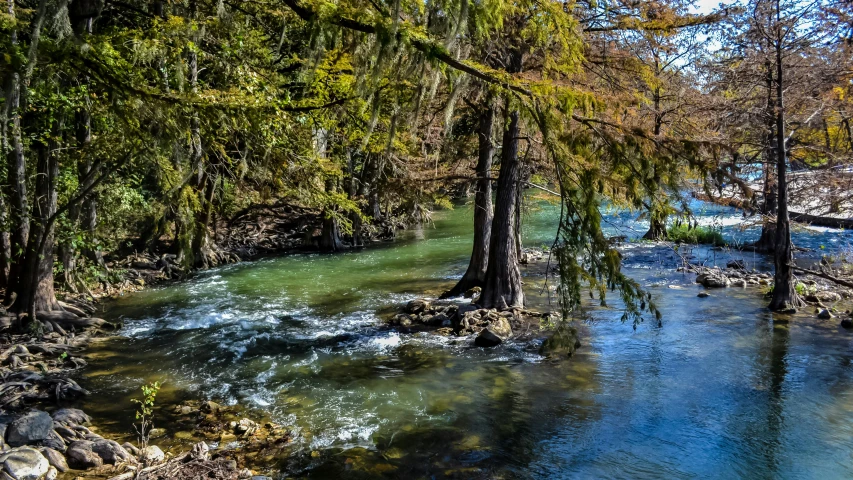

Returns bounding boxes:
[232,419,259,436]
[807,291,842,304]
[51,409,90,426]
[697,292,710,298]
[92,439,135,464]
[38,431,65,452]
[842,318,853,329]
[239,468,254,479]
[121,443,139,456]
[404,299,430,314]
[37,448,67,472]
[463,287,481,299]
[44,466,57,480]
[730,279,747,288]
[539,327,581,358]
[140,446,165,464]
[200,401,221,415]
[702,275,730,288]
[425,312,449,326]
[392,313,412,327]
[6,411,53,447]
[474,317,512,347]
[65,441,103,470]
[148,428,166,438]
[727,260,746,270]
[818,309,835,320]
[189,442,209,461]
[0,447,49,480]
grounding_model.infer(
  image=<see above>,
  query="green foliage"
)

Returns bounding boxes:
[665,224,725,246]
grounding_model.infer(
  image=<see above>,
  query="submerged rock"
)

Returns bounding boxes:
[539,327,581,358]
[474,317,512,347]
[6,411,53,447]
[697,292,710,298]
[842,318,853,329]
[0,446,49,480]
[818,309,835,320]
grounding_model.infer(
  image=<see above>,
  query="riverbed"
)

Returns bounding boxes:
[77,201,853,478]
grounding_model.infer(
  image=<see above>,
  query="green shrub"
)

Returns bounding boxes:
[665,224,726,246]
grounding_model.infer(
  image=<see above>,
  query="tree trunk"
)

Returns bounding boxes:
[754,56,778,253]
[191,173,217,268]
[5,69,28,303]
[0,192,10,289]
[643,213,667,240]
[768,31,803,312]
[442,98,495,298]
[479,105,524,310]
[319,213,345,252]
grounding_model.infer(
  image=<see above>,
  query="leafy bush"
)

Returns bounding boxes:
[665,224,726,246]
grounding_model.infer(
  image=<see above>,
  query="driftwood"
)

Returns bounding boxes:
[790,265,853,289]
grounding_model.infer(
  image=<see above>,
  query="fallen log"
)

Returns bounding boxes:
[790,265,853,289]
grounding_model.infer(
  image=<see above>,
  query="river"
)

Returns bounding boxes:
[77,200,853,478]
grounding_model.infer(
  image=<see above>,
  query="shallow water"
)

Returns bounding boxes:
[78,201,853,478]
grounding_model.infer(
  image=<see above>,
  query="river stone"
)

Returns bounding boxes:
[0,446,49,480]
[6,411,53,447]
[807,291,842,304]
[702,275,730,288]
[38,430,65,452]
[200,401,221,415]
[474,317,512,347]
[463,287,481,299]
[232,419,259,436]
[841,318,853,329]
[141,446,165,464]
[37,448,67,472]
[92,439,135,464]
[405,299,430,314]
[52,426,76,442]
[51,409,90,426]
[44,466,57,480]
[65,441,103,469]
[121,443,139,456]
[539,327,581,358]
[818,309,835,320]
[697,292,710,298]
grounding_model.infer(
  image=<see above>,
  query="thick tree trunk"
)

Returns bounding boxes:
[191,173,217,268]
[5,70,28,303]
[319,213,345,252]
[442,99,495,298]
[754,57,778,253]
[643,214,667,240]
[479,107,524,310]
[19,129,62,317]
[768,39,803,312]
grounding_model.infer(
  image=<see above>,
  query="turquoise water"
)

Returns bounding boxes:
[78,200,853,478]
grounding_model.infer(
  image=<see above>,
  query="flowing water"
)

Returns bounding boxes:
[78,201,853,478]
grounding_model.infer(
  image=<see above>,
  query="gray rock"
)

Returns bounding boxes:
[702,275,730,288]
[841,318,853,329]
[730,279,747,288]
[38,430,65,453]
[697,292,710,298]
[807,291,842,304]
[818,309,835,320]
[37,448,67,472]
[463,287,481,299]
[50,409,90,426]
[52,426,76,442]
[44,466,57,480]
[474,317,512,347]
[404,299,430,314]
[6,411,53,447]
[122,442,140,456]
[65,440,103,470]
[91,439,135,464]
[141,446,164,464]
[0,446,49,480]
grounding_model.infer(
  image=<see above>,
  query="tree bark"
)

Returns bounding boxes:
[643,214,667,240]
[754,55,778,253]
[480,103,524,310]
[768,25,803,311]
[442,97,495,298]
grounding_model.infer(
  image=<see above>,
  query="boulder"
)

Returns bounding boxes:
[37,448,67,473]
[50,409,90,426]
[818,309,835,320]
[730,279,747,288]
[539,327,582,358]
[702,275,730,288]
[404,299,430,314]
[6,411,53,447]
[44,466,57,480]
[38,431,65,453]
[65,441,103,470]
[842,318,853,329]
[52,426,76,442]
[807,291,842,304]
[91,439,135,464]
[474,317,512,347]
[140,446,165,464]
[0,447,49,480]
